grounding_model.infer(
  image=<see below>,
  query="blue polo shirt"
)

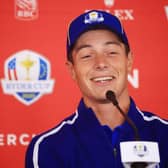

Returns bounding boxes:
[25,98,168,168]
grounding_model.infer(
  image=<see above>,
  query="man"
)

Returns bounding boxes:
[25,10,168,168]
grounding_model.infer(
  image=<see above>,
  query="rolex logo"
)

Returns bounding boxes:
[104,0,115,7]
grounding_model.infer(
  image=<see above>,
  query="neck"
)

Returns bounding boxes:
[84,94,130,130]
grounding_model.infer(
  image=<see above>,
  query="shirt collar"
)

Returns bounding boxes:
[77,97,144,134]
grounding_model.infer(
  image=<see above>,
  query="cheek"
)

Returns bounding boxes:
[120,57,132,73]
[68,65,81,82]
[116,62,129,79]
[72,66,86,82]
[74,66,92,87]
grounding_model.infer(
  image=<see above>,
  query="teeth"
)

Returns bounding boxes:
[93,76,113,82]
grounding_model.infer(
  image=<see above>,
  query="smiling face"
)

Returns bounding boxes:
[66,29,133,105]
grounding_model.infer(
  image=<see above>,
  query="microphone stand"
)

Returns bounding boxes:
[106,91,147,168]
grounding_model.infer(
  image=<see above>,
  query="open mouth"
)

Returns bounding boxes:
[91,76,115,83]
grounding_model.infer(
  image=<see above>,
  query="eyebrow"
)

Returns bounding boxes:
[75,44,92,53]
[75,41,122,53]
[105,41,122,46]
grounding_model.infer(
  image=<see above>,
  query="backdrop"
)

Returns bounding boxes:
[0,0,168,167]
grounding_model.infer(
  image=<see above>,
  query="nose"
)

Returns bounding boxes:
[94,55,108,70]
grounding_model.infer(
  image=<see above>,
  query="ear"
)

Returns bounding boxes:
[65,61,77,81]
[127,51,133,73]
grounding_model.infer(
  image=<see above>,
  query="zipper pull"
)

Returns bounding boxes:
[113,147,117,157]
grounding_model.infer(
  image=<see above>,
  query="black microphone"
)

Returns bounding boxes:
[106,90,140,141]
[106,90,148,168]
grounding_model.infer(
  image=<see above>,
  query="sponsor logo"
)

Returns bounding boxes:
[165,6,168,20]
[85,9,134,21]
[133,144,149,157]
[0,133,36,146]
[104,0,115,7]
[15,0,38,20]
[85,0,134,21]
[113,9,134,20]
[1,50,55,105]
[84,11,104,24]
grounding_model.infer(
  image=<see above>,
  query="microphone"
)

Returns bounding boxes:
[105,90,140,141]
[105,90,160,168]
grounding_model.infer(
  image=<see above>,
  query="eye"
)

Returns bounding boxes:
[108,51,118,56]
[110,52,117,54]
[81,55,92,59]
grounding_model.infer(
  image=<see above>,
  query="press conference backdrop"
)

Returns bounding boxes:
[0,0,168,167]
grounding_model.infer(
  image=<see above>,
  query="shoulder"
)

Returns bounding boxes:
[33,111,78,147]
[25,112,79,167]
[138,111,168,166]
[136,108,168,138]
[137,108,168,126]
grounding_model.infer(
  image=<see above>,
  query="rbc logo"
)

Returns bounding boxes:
[1,50,55,105]
[15,0,38,20]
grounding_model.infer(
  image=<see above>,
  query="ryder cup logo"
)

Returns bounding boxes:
[1,50,54,105]
[133,144,149,157]
[84,11,104,24]
[15,0,38,20]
